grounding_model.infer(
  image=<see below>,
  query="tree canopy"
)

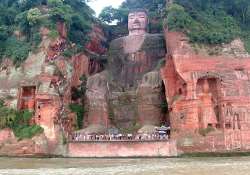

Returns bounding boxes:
[166,0,250,52]
[0,0,94,64]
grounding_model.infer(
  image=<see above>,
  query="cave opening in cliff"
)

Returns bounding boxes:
[160,81,170,129]
[19,86,36,111]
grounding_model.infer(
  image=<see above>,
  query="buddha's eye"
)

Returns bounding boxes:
[129,15,135,19]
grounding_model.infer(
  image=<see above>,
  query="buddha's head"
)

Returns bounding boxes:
[128,9,148,36]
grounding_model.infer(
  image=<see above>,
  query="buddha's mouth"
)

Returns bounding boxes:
[132,22,141,28]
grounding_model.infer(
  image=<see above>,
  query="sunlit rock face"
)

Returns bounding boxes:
[161,31,250,152]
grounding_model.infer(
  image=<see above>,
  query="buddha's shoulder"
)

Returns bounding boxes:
[142,33,165,49]
[109,33,165,51]
[110,36,126,49]
[143,33,165,42]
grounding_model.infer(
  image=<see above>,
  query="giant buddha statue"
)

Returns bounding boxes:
[109,9,166,89]
[108,9,167,133]
[80,9,167,134]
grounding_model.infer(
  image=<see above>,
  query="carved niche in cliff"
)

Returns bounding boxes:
[18,86,36,111]
[196,77,221,129]
[222,104,250,130]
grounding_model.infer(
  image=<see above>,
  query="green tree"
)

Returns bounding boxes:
[167,1,243,45]
[47,0,63,7]
[166,3,195,31]
[27,8,42,26]
[99,6,117,23]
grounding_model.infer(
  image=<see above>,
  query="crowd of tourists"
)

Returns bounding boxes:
[70,132,169,142]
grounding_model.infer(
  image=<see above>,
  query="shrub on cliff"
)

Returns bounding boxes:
[4,37,31,64]
[48,0,93,46]
[166,0,250,52]
[0,0,94,64]
[166,3,240,45]
[69,75,87,130]
[14,125,44,139]
[166,4,195,32]
[0,104,44,140]
[10,110,44,140]
[69,104,84,130]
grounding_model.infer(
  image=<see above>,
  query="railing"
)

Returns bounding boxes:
[69,133,170,142]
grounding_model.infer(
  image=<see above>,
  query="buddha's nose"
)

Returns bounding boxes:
[134,19,140,24]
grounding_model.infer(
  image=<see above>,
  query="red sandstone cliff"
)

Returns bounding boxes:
[161,30,250,152]
[2,16,250,156]
[0,21,108,156]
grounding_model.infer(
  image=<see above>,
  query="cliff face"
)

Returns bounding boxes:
[161,31,250,152]
[0,22,107,156]
[2,12,250,156]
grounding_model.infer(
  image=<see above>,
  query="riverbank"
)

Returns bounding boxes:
[0,157,250,175]
[3,151,250,159]
[180,151,250,158]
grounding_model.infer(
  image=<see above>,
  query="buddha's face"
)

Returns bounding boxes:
[128,11,148,35]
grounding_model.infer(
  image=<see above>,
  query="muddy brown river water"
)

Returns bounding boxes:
[0,157,249,175]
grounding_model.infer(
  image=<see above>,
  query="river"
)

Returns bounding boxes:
[0,157,249,175]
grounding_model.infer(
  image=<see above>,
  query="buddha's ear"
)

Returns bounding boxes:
[146,19,150,33]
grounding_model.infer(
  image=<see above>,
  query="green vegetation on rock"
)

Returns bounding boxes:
[0,100,43,140]
[166,0,250,52]
[69,104,84,130]
[69,75,87,130]
[0,0,94,64]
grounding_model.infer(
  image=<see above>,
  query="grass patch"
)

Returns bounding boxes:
[13,125,43,140]
[69,103,84,130]
[0,102,44,140]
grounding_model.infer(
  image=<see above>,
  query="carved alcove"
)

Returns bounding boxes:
[196,77,221,129]
[161,81,170,126]
[19,86,36,111]
[224,103,244,130]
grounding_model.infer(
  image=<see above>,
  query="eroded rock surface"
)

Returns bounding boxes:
[82,71,109,134]
[0,132,49,156]
[161,31,250,152]
[0,22,108,155]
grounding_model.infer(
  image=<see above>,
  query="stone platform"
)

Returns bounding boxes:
[67,140,177,158]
